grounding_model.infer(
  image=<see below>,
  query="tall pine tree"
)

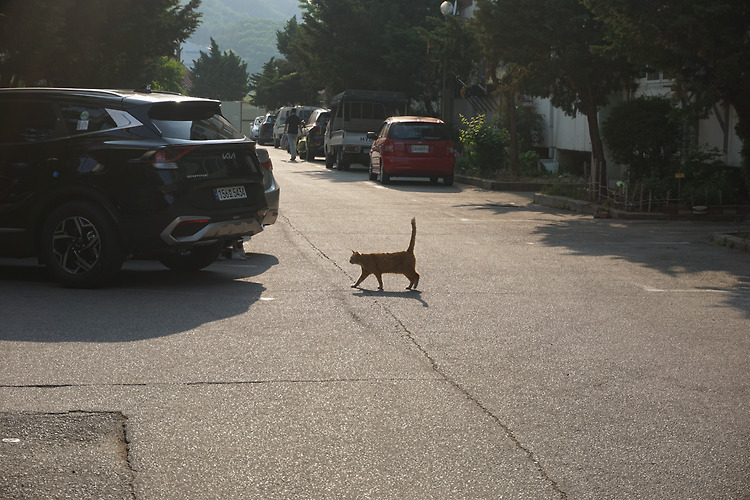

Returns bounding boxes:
[190,38,251,101]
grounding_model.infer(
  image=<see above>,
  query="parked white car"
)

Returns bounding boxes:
[273,105,318,148]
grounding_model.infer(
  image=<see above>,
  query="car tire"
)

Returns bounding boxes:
[306,148,315,161]
[325,149,334,169]
[381,168,391,185]
[41,201,124,288]
[336,148,350,170]
[274,137,280,148]
[158,243,224,272]
[368,161,378,181]
[444,173,454,186]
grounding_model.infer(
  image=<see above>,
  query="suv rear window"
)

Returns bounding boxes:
[149,102,244,140]
[389,123,448,140]
[60,104,118,135]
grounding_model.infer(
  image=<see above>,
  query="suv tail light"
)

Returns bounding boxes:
[310,125,320,136]
[172,217,211,237]
[146,146,196,169]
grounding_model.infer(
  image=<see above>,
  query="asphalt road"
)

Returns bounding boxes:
[1,146,749,499]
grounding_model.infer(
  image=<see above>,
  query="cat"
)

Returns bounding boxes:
[350,217,420,290]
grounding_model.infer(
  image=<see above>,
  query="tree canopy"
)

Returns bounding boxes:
[189,39,251,101]
[0,0,201,87]
[585,0,750,177]
[249,0,448,107]
[473,0,639,182]
[150,57,188,94]
[248,57,317,110]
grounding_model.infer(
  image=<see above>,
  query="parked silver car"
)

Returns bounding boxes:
[255,148,279,226]
[250,115,263,141]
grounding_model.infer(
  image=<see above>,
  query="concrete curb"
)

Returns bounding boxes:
[454,174,550,193]
[456,175,748,252]
[709,232,750,253]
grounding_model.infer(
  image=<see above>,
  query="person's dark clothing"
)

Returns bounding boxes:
[285,113,302,134]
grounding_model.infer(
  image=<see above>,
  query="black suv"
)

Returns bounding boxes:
[0,88,272,288]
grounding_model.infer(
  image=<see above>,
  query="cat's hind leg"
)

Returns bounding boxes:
[406,271,420,290]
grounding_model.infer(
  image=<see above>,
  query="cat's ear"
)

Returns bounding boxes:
[351,250,359,255]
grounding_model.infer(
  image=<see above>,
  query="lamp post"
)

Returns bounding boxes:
[439,1,455,125]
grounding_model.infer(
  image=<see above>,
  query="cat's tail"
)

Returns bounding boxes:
[407,217,417,253]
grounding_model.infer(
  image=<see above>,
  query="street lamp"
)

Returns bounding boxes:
[440,1,455,16]
[439,1,455,125]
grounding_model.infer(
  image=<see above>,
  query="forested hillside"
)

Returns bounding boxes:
[182,0,302,74]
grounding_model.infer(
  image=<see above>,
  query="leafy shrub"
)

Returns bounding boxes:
[458,114,508,175]
[500,105,545,153]
[542,179,588,198]
[602,96,682,184]
[519,150,542,176]
[681,146,732,205]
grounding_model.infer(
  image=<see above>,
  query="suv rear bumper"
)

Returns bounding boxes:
[160,214,266,245]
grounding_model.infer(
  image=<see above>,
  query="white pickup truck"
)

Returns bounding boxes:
[324,90,408,170]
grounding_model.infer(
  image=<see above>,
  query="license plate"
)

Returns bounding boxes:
[411,145,429,153]
[214,185,247,201]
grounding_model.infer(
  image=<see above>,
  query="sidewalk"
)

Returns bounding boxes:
[455,174,750,253]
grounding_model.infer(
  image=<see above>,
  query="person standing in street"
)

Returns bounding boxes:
[284,108,302,161]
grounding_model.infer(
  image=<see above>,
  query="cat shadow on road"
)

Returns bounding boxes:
[352,287,428,308]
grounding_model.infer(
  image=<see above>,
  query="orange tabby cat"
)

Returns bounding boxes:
[350,217,419,290]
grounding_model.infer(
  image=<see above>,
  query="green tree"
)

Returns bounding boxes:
[150,57,187,94]
[473,0,639,188]
[248,57,314,109]
[602,96,682,184]
[584,0,750,184]
[280,0,437,100]
[417,13,479,116]
[190,38,251,101]
[0,0,200,87]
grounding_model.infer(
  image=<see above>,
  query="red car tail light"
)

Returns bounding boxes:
[383,140,407,156]
[261,159,273,172]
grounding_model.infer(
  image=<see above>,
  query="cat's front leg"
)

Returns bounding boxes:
[352,271,370,288]
[375,274,384,290]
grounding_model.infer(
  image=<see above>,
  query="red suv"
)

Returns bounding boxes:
[368,116,455,186]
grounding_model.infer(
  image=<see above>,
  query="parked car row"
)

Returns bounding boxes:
[0,87,279,288]
[251,101,455,186]
[272,105,318,148]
